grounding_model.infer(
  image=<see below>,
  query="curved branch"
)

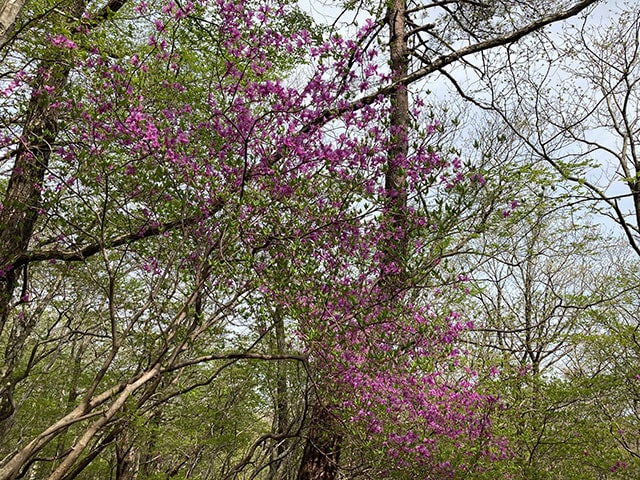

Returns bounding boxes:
[10,204,222,270]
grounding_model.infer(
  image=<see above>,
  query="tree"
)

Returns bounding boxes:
[433,4,640,475]
[425,105,640,478]
[1,1,317,477]
[456,0,640,256]
[0,0,605,479]
[462,194,635,477]
[293,0,602,477]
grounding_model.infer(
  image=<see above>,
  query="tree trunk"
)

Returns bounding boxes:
[296,0,409,477]
[0,0,24,46]
[296,405,342,480]
[382,0,409,291]
[0,0,130,442]
[116,425,140,480]
[268,304,291,480]
[0,42,79,444]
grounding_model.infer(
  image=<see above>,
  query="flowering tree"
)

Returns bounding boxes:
[0,0,601,478]
[294,0,600,477]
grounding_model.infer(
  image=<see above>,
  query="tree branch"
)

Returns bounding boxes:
[10,202,222,270]
[314,0,599,126]
[164,352,308,373]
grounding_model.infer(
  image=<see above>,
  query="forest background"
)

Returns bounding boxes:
[0,0,639,478]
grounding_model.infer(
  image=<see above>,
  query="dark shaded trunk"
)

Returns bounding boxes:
[296,405,342,480]
[116,425,140,480]
[0,44,78,444]
[59,427,123,480]
[0,0,130,444]
[138,409,162,478]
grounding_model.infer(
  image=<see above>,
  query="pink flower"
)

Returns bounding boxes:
[50,34,77,49]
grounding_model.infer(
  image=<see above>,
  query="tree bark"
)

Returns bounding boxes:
[296,405,342,480]
[0,0,24,47]
[268,304,291,480]
[115,424,141,480]
[0,40,80,444]
[0,0,131,442]
[296,1,409,478]
[382,0,409,292]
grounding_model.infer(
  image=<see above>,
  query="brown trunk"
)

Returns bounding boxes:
[0,0,130,443]
[57,427,123,480]
[296,405,342,480]
[268,304,291,480]
[0,38,80,443]
[382,0,409,293]
[0,0,24,46]
[296,1,409,477]
[116,425,140,480]
[138,409,162,478]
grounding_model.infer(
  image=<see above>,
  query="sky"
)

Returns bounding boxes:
[295,0,638,241]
